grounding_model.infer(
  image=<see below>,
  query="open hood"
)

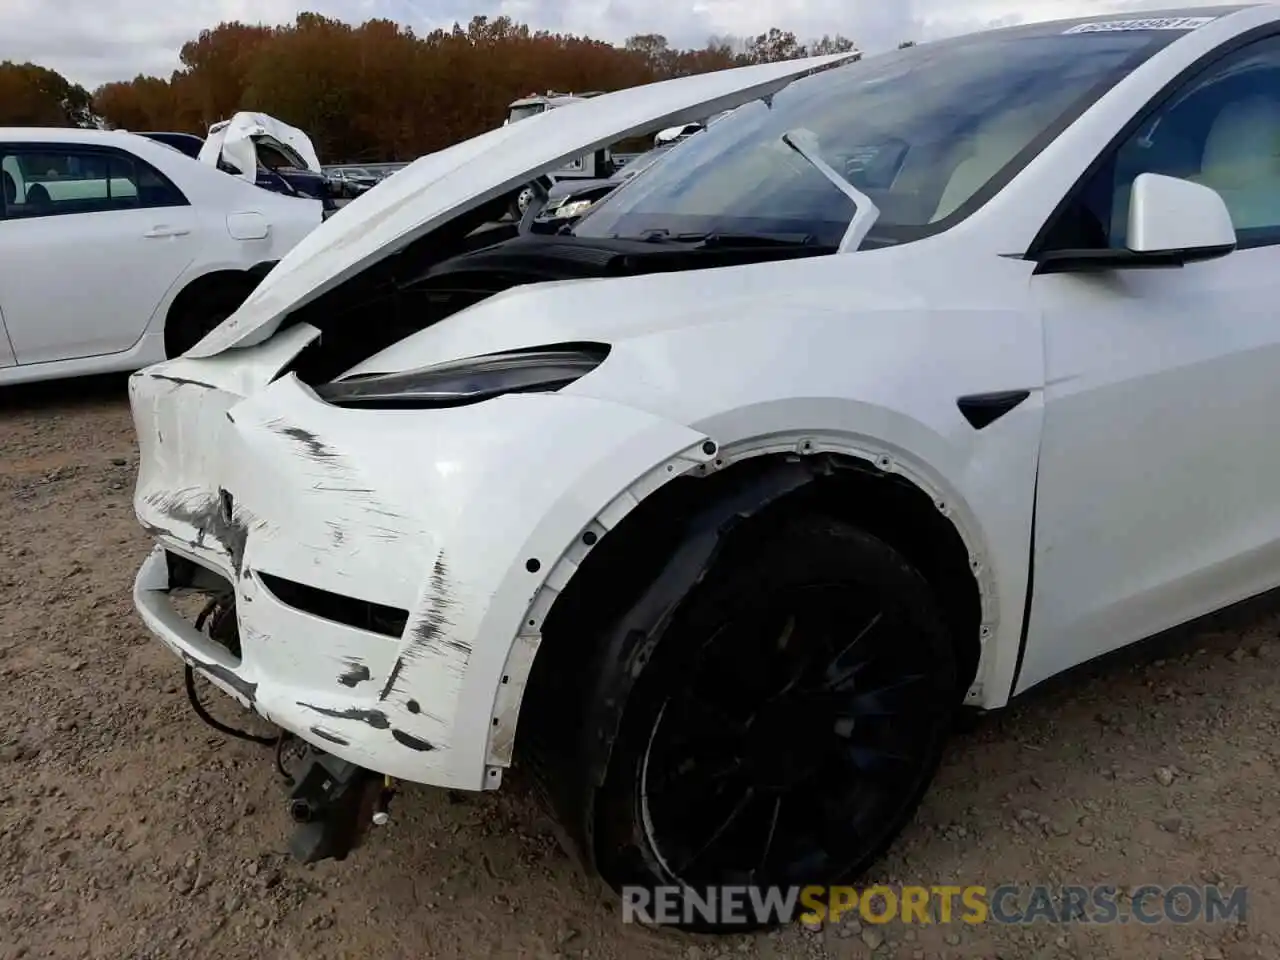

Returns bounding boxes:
[188,53,856,358]
[196,111,322,184]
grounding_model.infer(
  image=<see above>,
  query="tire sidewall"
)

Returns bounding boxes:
[590,517,959,932]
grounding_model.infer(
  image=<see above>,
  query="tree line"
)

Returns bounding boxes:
[0,14,860,163]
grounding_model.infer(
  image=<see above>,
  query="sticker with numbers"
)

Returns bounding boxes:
[1063,16,1218,34]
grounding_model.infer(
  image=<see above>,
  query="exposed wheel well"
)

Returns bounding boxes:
[516,451,984,767]
[163,269,261,358]
[514,450,983,870]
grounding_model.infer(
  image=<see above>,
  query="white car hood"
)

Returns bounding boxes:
[187,53,856,359]
[197,111,323,183]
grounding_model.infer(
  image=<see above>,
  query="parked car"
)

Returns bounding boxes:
[327,166,382,190]
[525,144,678,231]
[0,128,321,385]
[526,110,733,231]
[132,5,1280,932]
[199,112,367,214]
[502,90,614,217]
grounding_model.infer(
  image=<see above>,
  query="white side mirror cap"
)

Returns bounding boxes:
[1128,172,1236,255]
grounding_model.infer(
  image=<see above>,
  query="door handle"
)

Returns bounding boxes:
[143,226,190,238]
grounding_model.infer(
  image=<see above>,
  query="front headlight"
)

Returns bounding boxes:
[549,198,596,220]
[314,343,610,409]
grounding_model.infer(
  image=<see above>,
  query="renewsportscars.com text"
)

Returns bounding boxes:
[621,884,1248,927]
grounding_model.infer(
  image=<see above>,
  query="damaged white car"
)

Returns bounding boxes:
[132,5,1280,930]
[198,112,368,214]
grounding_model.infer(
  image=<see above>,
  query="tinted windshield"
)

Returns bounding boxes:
[575,25,1186,247]
[610,147,671,182]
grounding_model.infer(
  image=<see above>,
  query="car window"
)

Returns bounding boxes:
[507,104,546,123]
[1047,34,1280,251]
[573,26,1187,248]
[255,139,308,172]
[0,145,187,221]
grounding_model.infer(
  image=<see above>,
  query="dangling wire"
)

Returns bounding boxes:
[183,597,280,747]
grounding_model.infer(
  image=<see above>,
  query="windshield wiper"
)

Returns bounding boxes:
[780,128,880,253]
[609,230,827,248]
[675,231,826,248]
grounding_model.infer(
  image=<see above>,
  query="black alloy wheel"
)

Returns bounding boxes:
[592,517,959,932]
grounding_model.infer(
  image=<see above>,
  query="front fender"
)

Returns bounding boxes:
[694,395,1041,711]
[487,393,1041,790]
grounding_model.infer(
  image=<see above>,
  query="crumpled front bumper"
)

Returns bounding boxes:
[128,334,710,790]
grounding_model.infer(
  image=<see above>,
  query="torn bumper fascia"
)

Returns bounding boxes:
[129,345,712,790]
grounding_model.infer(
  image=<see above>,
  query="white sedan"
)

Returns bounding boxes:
[0,128,320,385]
[130,5,1280,930]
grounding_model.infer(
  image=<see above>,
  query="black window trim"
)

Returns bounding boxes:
[0,141,191,218]
[1027,22,1280,258]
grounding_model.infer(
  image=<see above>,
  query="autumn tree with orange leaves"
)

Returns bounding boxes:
[3,13,856,162]
[0,62,93,126]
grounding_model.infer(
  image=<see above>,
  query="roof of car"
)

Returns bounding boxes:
[0,127,158,146]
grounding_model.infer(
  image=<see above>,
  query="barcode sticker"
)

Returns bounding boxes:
[1063,16,1218,34]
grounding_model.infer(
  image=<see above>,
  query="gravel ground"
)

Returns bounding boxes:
[1,376,1278,960]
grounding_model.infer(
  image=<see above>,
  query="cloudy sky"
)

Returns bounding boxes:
[0,0,1254,88]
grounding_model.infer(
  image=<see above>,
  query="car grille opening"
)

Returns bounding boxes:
[255,572,409,639]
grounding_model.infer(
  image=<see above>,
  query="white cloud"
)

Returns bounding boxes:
[0,0,1253,88]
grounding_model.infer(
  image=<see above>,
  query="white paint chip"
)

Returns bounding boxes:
[1063,16,1218,34]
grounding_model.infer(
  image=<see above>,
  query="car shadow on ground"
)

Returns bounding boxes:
[0,372,130,412]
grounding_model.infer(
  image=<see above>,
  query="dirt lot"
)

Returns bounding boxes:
[2,377,1278,960]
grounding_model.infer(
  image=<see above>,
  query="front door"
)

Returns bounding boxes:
[1019,32,1280,692]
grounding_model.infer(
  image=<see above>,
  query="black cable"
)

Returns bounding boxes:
[183,598,280,747]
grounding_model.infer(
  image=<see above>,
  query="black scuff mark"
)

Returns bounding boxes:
[190,658,258,703]
[391,729,435,751]
[326,522,346,546]
[146,489,254,577]
[297,702,391,729]
[378,656,406,701]
[139,518,178,543]
[149,372,221,391]
[405,553,468,659]
[270,421,340,461]
[309,725,350,746]
[226,411,235,424]
[337,660,371,688]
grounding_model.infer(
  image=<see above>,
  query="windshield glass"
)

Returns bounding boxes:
[610,147,672,182]
[574,23,1187,247]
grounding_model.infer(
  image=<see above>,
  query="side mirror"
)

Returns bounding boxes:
[1033,173,1236,275]
[1127,172,1237,255]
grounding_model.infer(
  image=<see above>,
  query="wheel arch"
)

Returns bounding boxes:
[162,261,278,357]
[500,434,999,870]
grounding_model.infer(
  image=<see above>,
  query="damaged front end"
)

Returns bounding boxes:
[128,320,717,863]
[128,53,857,867]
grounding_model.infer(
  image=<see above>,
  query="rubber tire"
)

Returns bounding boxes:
[589,515,958,933]
[165,284,251,358]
